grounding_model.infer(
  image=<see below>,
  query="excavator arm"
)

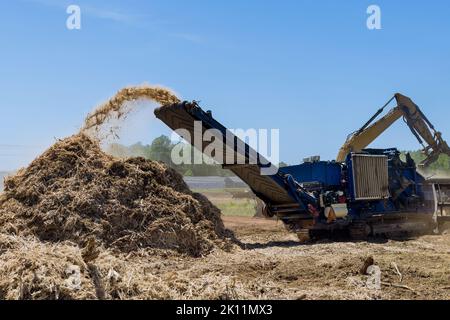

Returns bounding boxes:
[337,93,450,167]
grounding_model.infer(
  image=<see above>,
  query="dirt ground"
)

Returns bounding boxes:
[149,216,449,300]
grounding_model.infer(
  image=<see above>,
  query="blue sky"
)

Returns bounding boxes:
[1,0,450,171]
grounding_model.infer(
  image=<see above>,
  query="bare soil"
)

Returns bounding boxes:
[214,216,450,299]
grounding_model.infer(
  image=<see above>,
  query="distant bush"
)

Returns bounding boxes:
[107,135,290,177]
[402,150,450,174]
[106,135,234,177]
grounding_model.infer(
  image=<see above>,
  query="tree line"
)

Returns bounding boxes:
[106,135,234,177]
[106,135,450,177]
[403,150,450,174]
[107,135,289,177]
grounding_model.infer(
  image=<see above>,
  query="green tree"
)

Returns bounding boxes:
[148,135,174,164]
[402,150,450,173]
[106,135,290,177]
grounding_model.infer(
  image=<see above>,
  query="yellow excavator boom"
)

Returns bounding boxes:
[337,106,402,162]
[337,93,450,167]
